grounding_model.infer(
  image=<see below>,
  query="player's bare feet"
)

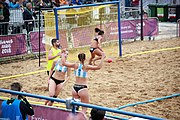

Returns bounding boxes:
[45,100,49,105]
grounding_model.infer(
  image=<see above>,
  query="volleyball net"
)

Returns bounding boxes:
[43,2,121,57]
[43,2,159,58]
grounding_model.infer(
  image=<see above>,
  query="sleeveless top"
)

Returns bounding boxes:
[1,99,25,120]
[47,47,61,71]
[55,58,67,73]
[94,35,98,42]
[74,64,87,78]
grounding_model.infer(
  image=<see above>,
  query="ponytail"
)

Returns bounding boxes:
[78,53,86,65]
[98,30,104,35]
[95,28,101,33]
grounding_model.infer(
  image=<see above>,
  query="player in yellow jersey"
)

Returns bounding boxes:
[47,38,61,76]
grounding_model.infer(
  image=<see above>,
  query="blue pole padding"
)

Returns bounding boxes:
[117,93,180,110]
[54,9,60,40]
[0,88,165,120]
[117,0,122,56]
[105,114,128,120]
[0,88,66,103]
[54,1,119,10]
[71,101,164,120]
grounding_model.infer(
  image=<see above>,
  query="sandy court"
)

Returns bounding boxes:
[0,38,180,119]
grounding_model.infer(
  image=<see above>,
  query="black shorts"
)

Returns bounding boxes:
[51,77,65,85]
[73,84,87,93]
[90,47,97,53]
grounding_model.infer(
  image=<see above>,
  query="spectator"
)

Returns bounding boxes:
[41,0,52,8]
[131,0,139,7]
[51,0,68,7]
[23,2,36,33]
[51,0,60,7]
[0,2,3,18]
[22,0,29,7]
[0,0,10,35]
[70,0,82,5]
[9,0,21,8]
[32,0,41,7]
[143,11,148,19]
[59,0,68,6]
[5,0,10,4]
[0,82,34,120]
[90,108,106,120]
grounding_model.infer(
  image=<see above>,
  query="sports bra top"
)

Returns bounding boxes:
[74,64,87,78]
[55,58,67,73]
[94,37,98,42]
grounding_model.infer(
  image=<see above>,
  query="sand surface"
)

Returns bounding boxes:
[0,38,180,119]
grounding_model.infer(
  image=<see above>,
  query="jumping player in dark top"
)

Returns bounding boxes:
[89,28,105,65]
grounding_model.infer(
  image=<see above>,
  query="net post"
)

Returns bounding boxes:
[118,0,122,56]
[54,8,59,40]
[38,5,41,67]
[140,0,144,40]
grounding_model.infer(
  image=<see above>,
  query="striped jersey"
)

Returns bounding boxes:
[55,58,67,73]
[74,64,87,78]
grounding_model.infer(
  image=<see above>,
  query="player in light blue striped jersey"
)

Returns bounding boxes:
[45,50,70,106]
[61,52,105,113]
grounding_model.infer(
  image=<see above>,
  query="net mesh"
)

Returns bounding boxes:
[43,4,118,52]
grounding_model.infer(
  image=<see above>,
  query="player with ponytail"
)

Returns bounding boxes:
[61,52,105,113]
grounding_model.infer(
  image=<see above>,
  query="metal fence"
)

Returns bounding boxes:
[0,6,143,36]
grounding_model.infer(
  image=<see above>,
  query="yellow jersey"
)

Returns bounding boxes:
[47,47,61,71]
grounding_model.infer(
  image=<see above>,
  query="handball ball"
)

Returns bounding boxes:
[107,58,113,63]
